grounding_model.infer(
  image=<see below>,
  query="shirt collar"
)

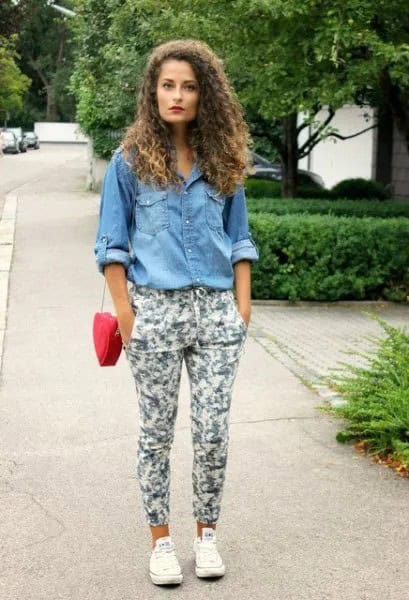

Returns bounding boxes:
[177,161,203,188]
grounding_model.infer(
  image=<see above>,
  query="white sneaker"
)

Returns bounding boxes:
[149,536,183,585]
[193,527,226,578]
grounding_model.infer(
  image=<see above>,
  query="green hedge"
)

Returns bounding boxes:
[249,213,409,301]
[247,198,409,219]
[91,128,124,160]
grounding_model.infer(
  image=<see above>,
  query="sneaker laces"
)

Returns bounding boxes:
[152,543,179,570]
[196,537,220,564]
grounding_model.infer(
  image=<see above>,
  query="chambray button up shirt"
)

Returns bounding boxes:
[94,147,259,290]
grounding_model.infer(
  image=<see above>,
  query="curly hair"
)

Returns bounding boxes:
[121,39,253,196]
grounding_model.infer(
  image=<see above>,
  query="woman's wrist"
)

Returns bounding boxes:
[103,263,131,316]
[238,303,251,320]
[115,299,133,315]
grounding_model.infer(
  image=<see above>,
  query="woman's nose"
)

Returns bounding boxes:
[173,87,183,100]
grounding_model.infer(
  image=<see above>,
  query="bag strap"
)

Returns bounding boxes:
[100,279,107,312]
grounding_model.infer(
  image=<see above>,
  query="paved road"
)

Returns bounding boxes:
[0,145,85,218]
[0,145,408,600]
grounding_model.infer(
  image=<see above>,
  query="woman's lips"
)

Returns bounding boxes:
[170,107,185,112]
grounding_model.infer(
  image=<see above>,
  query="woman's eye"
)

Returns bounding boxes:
[162,82,196,91]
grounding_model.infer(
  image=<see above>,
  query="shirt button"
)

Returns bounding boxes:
[184,191,188,195]
[188,249,192,252]
[186,220,189,224]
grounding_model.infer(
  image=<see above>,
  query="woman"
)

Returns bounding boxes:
[94,39,259,586]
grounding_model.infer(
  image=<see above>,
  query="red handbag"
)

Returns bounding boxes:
[93,311,123,366]
[92,280,123,366]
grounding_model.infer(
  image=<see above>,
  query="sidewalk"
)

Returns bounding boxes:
[0,147,408,600]
[250,300,409,405]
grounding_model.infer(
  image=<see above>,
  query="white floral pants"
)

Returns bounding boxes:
[124,284,248,526]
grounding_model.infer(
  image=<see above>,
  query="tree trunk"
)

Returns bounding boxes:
[47,33,65,122]
[374,106,393,187]
[28,60,59,122]
[380,69,409,155]
[46,83,59,121]
[391,98,409,156]
[281,114,298,198]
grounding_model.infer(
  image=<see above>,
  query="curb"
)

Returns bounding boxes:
[0,194,17,373]
[251,299,407,308]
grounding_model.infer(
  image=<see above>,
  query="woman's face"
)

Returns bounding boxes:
[156,59,199,128]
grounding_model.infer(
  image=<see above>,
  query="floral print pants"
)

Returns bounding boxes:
[124,284,248,526]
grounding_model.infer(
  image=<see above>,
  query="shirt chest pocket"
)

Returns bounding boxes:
[205,187,226,232]
[135,191,169,236]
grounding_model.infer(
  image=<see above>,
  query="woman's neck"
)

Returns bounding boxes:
[170,124,190,152]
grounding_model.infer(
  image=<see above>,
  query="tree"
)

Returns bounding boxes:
[137,0,409,196]
[70,0,409,196]
[0,0,30,37]
[10,0,76,124]
[69,0,156,156]
[0,36,30,122]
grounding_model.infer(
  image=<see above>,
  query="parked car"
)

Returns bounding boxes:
[24,131,40,149]
[250,151,325,188]
[7,127,28,153]
[2,130,20,154]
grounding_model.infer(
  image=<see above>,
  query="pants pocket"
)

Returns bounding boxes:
[124,292,146,351]
[126,290,172,352]
[227,291,248,333]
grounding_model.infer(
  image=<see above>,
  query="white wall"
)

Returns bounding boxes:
[34,122,88,144]
[86,139,108,192]
[298,105,376,189]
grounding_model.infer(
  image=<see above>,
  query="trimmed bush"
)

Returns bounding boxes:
[296,185,334,200]
[331,178,390,200]
[248,213,409,301]
[246,197,409,219]
[244,178,331,199]
[245,179,282,198]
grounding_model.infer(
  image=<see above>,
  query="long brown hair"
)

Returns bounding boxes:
[122,39,252,195]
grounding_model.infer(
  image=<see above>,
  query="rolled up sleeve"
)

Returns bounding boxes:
[223,184,259,265]
[94,149,134,275]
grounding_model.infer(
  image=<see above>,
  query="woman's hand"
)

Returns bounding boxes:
[233,260,252,329]
[238,304,251,328]
[117,305,135,347]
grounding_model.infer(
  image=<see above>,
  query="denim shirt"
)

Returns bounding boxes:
[94,147,259,290]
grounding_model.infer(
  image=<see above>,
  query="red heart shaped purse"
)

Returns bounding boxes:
[93,311,123,366]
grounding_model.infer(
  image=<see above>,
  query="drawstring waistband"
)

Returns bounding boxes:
[191,287,208,298]
[131,284,231,299]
